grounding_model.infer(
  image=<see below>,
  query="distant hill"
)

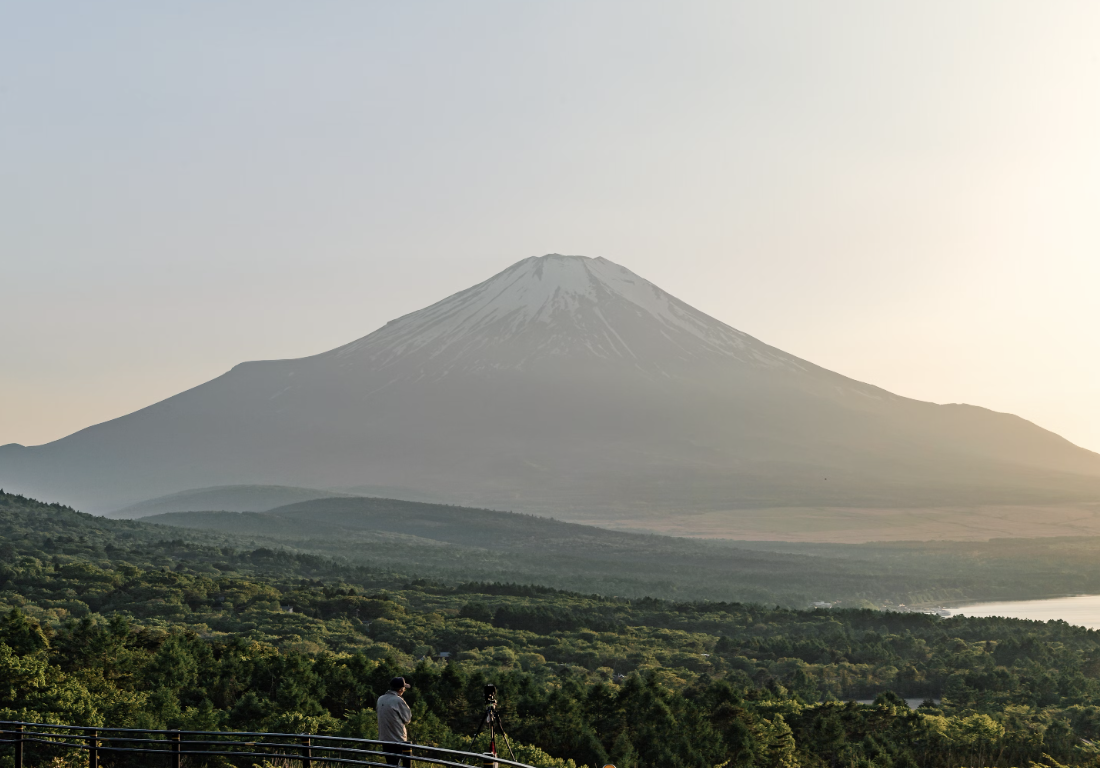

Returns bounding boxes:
[139,495,1100,605]
[144,496,889,602]
[148,495,673,549]
[112,484,356,518]
[9,488,1100,606]
[5,254,1100,532]
[334,484,453,505]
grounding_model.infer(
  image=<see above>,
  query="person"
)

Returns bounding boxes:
[377,676,413,767]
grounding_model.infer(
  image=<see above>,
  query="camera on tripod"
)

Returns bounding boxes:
[474,682,514,764]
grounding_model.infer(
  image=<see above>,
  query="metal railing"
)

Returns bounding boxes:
[0,720,536,768]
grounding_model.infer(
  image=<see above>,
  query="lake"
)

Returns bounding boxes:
[946,594,1100,629]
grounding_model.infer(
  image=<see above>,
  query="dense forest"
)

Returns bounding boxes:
[3,491,1100,767]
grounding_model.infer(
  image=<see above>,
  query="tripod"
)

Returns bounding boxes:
[474,701,516,763]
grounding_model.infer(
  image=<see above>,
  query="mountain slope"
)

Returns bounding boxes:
[3,254,1099,525]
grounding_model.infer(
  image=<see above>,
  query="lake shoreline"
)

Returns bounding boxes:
[942,594,1100,629]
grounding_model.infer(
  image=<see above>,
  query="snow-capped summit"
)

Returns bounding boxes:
[327,254,806,376]
[3,254,1100,523]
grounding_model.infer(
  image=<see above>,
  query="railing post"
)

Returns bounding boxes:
[301,734,312,768]
[171,729,182,768]
[14,723,23,768]
[87,727,98,768]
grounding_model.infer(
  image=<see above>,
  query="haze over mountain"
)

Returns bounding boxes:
[113,485,355,519]
[3,254,1100,532]
[113,483,451,519]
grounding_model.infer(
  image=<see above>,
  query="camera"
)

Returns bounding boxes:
[473,682,514,761]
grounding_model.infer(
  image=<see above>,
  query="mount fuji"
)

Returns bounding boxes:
[3,254,1100,529]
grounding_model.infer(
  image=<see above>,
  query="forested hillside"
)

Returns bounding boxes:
[4,491,1100,767]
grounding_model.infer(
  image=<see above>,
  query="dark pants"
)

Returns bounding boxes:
[384,742,412,767]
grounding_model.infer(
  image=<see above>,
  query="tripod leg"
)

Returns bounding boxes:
[498,729,517,762]
[494,715,518,762]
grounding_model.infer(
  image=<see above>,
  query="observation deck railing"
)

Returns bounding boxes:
[0,720,534,768]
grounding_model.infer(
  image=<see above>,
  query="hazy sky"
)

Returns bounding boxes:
[3,2,1100,452]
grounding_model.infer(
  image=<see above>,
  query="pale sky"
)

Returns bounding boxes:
[3,2,1099,453]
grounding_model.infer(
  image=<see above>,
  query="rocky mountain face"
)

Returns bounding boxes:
[3,254,1100,522]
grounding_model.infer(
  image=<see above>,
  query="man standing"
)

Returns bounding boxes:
[377,676,413,767]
